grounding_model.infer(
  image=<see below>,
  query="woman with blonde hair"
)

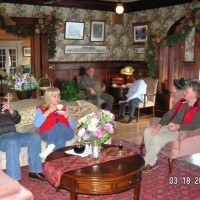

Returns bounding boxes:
[34,87,76,159]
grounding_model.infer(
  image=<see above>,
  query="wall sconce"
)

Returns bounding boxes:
[115,0,124,14]
[120,66,135,83]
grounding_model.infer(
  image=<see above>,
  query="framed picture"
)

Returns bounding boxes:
[90,21,105,42]
[23,47,31,57]
[134,47,146,54]
[64,21,85,40]
[132,22,150,45]
[65,45,107,54]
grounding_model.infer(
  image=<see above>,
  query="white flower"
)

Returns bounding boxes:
[87,123,98,132]
[90,117,99,125]
[77,128,86,137]
[77,110,116,143]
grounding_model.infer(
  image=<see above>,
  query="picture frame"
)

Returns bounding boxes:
[132,22,150,45]
[23,47,31,57]
[134,47,146,54]
[65,45,107,54]
[90,21,105,42]
[64,21,85,40]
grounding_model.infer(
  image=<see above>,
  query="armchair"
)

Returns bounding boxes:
[135,77,158,122]
[140,90,200,176]
[76,75,106,105]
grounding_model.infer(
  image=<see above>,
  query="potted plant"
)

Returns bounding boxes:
[7,73,41,100]
[60,80,83,101]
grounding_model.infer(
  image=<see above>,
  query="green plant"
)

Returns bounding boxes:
[60,80,82,101]
[146,7,200,77]
[0,8,62,59]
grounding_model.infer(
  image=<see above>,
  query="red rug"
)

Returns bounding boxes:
[19,139,200,200]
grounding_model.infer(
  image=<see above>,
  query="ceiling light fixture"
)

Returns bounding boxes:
[115,0,124,14]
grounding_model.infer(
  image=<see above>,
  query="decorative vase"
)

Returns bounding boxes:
[16,90,33,100]
[91,139,101,159]
[73,138,86,154]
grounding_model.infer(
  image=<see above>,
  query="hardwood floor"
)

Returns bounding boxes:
[112,114,200,167]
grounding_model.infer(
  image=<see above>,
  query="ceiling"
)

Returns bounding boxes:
[0,0,197,12]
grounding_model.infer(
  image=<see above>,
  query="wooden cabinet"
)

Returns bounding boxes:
[155,93,171,117]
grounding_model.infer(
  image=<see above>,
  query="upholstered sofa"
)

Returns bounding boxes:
[0,99,98,170]
[0,169,33,200]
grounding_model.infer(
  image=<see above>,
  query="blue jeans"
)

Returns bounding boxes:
[119,96,143,118]
[40,123,74,150]
[0,132,43,180]
[87,93,114,111]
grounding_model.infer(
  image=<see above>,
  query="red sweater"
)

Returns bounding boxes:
[37,106,70,134]
[168,98,200,124]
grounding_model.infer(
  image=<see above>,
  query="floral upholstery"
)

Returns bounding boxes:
[0,99,98,170]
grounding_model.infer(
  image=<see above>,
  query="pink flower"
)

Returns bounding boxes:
[95,129,104,138]
[105,123,114,132]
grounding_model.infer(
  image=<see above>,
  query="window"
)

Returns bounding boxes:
[0,47,17,74]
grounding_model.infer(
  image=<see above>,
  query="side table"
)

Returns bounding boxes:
[109,86,128,109]
[46,145,144,200]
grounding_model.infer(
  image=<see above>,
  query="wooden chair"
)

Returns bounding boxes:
[140,90,200,176]
[135,77,158,122]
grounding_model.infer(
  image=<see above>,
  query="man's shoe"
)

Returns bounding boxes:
[128,117,134,123]
[115,115,125,121]
[142,163,159,173]
[28,172,47,184]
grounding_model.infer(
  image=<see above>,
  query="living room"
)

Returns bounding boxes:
[0,0,200,199]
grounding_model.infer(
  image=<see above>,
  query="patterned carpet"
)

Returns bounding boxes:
[19,139,200,200]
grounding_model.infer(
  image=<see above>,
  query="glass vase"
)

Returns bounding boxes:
[91,139,101,159]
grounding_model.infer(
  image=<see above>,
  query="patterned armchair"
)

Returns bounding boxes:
[141,90,200,175]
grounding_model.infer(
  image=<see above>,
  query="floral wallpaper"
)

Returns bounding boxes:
[0,2,199,62]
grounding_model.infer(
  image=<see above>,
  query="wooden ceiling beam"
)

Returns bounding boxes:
[0,0,198,12]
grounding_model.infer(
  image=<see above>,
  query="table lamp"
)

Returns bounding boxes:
[120,66,135,83]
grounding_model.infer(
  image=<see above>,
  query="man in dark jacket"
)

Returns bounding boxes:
[0,101,46,183]
[80,67,114,111]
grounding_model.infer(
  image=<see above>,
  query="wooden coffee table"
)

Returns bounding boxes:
[46,144,144,200]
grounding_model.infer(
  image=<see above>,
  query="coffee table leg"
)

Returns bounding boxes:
[70,192,78,200]
[133,182,141,200]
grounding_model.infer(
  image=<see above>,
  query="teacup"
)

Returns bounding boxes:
[56,104,63,110]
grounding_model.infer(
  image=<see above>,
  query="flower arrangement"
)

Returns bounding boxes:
[77,110,115,143]
[7,73,40,92]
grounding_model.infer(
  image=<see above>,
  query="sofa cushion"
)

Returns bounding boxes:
[10,99,98,133]
[0,170,21,197]
[11,99,42,132]
[0,170,33,199]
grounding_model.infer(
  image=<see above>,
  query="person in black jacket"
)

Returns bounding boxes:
[0,101,47,183]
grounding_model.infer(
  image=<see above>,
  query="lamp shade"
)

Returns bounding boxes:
[120,66,135,76]
[115,3,124,14]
